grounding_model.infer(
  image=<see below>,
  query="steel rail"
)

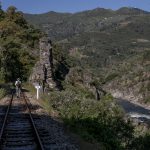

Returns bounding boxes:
[0,93,14,143]
[23,94,45,150]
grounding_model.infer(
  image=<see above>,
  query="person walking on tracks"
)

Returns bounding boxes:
[15,78,22,98]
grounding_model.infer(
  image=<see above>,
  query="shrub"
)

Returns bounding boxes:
[104,73,118,83]
[41,85,134,149]
[130,133,150,150]
[0,88,6,99]
[23,83,36,94]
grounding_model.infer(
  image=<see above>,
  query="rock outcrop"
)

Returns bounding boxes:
[30,37,57,92]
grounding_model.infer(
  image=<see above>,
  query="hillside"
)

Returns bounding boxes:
[24,7,150,104]
[24,7,149,40]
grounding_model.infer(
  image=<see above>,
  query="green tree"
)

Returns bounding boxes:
[0,6,42,82]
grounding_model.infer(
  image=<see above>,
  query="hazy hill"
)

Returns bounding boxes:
[24,7,150,40]
[116,7,149,15]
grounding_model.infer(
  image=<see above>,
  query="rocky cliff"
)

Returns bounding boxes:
[30,37,57,92]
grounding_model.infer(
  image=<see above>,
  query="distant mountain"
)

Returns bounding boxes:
[116,7,150,15]
[24,7,149,40]
[24,11,71,26]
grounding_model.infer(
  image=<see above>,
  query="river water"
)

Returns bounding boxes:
[116,98,150,124]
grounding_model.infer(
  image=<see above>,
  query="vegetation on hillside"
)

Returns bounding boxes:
[0,5,42,82]
[103,50,150,103]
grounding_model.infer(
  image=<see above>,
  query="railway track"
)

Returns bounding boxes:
[0,91,77,150]
[0,91,44,150]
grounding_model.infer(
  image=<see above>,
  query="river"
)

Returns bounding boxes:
[116,98,150,124]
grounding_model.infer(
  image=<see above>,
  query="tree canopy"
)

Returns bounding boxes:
[0,6,42,82]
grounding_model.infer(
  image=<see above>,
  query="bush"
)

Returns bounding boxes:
[23,83,36,94]
[104,72,118,83]
[130,133,150,150]
[60,94,133,149]
[41,85,134,149]
[0,88,6,99]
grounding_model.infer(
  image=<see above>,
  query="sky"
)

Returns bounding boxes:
[1,0,150,14]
